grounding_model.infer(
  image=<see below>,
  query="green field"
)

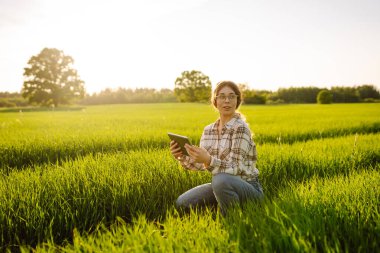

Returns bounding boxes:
[0,103,379,252]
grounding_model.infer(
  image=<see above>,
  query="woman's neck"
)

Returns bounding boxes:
[219,113,234,127]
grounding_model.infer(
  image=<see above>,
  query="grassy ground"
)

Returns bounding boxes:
[0,103,379,252]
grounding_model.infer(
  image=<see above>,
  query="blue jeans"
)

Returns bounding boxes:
[176,173,264,214]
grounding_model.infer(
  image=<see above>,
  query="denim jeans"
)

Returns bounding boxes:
[176,173,264,214]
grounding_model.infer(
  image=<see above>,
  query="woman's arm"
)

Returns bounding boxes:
[173,133,207,171]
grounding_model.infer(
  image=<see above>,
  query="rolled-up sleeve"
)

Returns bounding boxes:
[179,155,205,171]
[178,132,207,171]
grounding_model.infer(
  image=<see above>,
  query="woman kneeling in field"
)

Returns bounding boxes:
[170,80,264,215]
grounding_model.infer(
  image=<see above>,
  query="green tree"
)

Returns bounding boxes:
[244,92,267,104]
[357,84,380,100]
[277,87,321,103]
[330,86,360,103]
[174,70,211,102]
[22,48,85,107]
[79,88,176,105]
[317,90,333,104]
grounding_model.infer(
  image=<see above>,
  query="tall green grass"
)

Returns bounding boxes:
[225,168,380,252]
[0,150,209,249]
[1,103,379,251]
[1,134,379,249]
[32,212,233,253]
[258,133,380,196]
[28,168,380,253]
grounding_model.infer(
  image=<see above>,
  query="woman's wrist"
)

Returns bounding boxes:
[204,155,211,167]
[178,155,186,162]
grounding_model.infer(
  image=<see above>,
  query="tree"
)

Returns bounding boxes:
[79,87,176,105]
[244,92,267,104]
[330,86,360,103]
[357,85,380,100]
[317,90,333,104]
[22,48,85,107]
[277,87,321,103]
[174,70,211,102]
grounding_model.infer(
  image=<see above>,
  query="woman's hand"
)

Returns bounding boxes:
[170,140,184,161]
[184,144,211,166]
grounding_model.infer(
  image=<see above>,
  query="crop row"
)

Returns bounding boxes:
[1,122,380,170]
[1,103,380,169]
[1,133,379,249]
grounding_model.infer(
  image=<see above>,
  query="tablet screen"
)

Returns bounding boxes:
[167,132,191,156]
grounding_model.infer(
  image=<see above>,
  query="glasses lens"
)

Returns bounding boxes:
[217,94,237,101]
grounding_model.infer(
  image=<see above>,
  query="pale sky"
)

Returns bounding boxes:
[1,0,380,94]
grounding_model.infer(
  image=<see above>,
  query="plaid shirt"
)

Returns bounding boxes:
[180,113,259,181]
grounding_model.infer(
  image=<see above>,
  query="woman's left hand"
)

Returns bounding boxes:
[184,144,211,166]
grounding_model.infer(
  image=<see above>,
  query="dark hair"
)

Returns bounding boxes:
[211,81,242,109]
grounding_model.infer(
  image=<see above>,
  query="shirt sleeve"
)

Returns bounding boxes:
[206,125,253,175]
[178,132,206,171]
[179,156,205,171]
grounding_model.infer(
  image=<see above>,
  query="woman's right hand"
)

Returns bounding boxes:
[170,140,183,161]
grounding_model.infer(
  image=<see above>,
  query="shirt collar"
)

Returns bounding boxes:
[213,113,241,130]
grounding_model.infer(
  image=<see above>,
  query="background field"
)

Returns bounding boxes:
[0,103,379,252]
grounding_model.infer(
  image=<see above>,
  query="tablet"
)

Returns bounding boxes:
[168,132,191,156]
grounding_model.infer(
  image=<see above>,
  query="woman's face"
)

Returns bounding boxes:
[215,86,237,118]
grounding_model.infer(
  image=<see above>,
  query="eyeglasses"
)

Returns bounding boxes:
[216,94,238,101]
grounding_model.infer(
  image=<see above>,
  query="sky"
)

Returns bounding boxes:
[0,0,379,94]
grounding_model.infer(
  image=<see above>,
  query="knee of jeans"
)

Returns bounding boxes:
[175,196,186,209]
[212,173,232,193]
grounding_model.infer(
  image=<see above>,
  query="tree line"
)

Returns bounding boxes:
[0,47,379,107]
[246,85,380,104]
[79,81,379,105]
[79,88,176,105]
[2,84,379,107]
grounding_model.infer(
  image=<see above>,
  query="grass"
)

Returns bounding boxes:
[25,168,379,253]
[0,103,379,251]
[224,168,380,252]
[1,134,379,250]
[1,103,379,169]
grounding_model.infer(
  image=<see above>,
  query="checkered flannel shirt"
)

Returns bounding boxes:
[180,113,259,181]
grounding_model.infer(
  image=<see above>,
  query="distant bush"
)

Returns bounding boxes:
[266,99,285,105]
[0,98,16,107]
[363,98,380,103]
[317,90,333,104]
[244,93,266,104]
[0,96,29,107]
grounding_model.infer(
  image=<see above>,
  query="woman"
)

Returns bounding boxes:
[170,80,264,215]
